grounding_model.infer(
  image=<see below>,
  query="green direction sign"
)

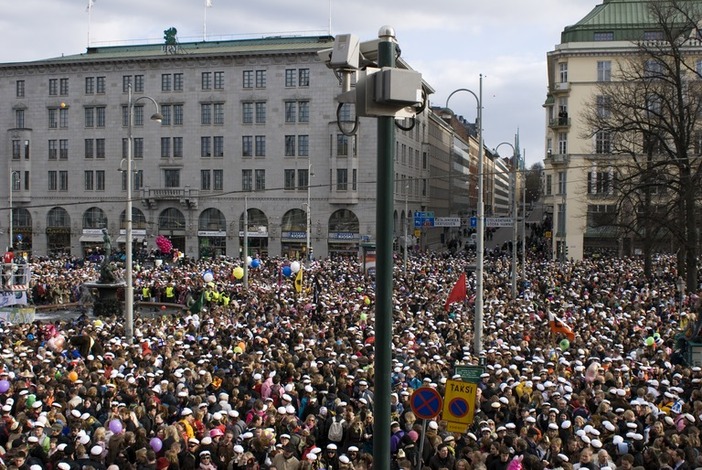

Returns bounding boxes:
[454,365,485,383]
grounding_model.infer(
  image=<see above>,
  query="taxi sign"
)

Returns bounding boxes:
[442,379,477,433]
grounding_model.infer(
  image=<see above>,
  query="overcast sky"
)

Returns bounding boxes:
[0,0,598,165]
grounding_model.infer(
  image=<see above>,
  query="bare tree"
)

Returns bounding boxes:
[582,0,702,287]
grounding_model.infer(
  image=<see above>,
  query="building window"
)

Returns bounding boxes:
[298,135,309,156]
[643,30,664,41]
[255,102,266,124]
[545,175,553,196]
[243,70,253,89]
[85,77,95,94]
[214,71,224,89]
[96,138,105,159]
[201,137,211,158]
[588,170,614,195]
[243,102,253,124]
[559,63,568,83]
[255,70,266,88]
[96,107,105,127]
[597,61,611,82]
[644,59,664,78]
[201,103,212,125]
[49,79,58,96]
[298,169,309,189]
[285,69,296,87]
[85,139,94,158]
[85,108,95,128]
[48,108,57,129]
[557,171,567,195]
[285,102,296,123]
[96,76,105,94]
[352,169,357,190]
[122,76,131,93]
[59,108,68,128]
[16,80,25,98]
[202,72,212,90]
[134,75,144,92]
[48,171,57,191]
[557,133,567,154]
[48,140,57,160]
[596,95,611,118]
[242,170,252,191]
[161,105,172,126]
[242,136,253,157]
[337,134,349,156]
[95,170,105,191]
[595,131,611,154]
[337,169,348,191]
[161,74,172,91]
[133,138,144,159]
[213,170,223,191]
[173,73,183,91]
[201,170,211,190]
[284,169,296,189]
[285,100,310,123]
[285,135,296,156]
[174,104,184,125]
[164,169,180,188]
[85,171,94,190]
[255,136,266,157]
[59,140,68,160]
[594,31,614,41]
[161,137,171,158]
[173,137,183,158]
[15,109,25,128]
[59,171,68,191]
[213,136,224,157]
[255,169,266,190]
[12,140,21,160]
[213,103,224,125]
[299,68,310,87]
[59,78,69,95]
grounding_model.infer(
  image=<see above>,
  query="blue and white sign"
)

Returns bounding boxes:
[414,211,435,228]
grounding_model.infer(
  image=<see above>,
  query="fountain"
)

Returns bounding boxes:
[81,229,126,317]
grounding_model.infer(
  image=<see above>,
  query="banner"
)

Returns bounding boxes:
[0,291,28,308]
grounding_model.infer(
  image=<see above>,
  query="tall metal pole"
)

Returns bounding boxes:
[521,150,526,282]
[306,161,312,266]
[125,84,134,344]
[373,25,395,470]
[511,147,518,298]
[8,170,14,251]
[243,196,249,289]
[125,84,161,344]
[445,78,484,356]
[475,75,484,357]
[404,183,408,276]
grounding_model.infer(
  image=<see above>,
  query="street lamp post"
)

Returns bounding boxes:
[404,183,409,276]
[306,161,313,266]
[445,75,484,356]
[8,170,20,251]
[495,141,519,298]
[125,83,162,344]
[243,196,249,289]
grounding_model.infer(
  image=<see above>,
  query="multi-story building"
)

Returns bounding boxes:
[1,35,445,259]
[543,0,683,260]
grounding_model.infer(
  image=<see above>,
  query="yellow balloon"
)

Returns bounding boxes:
[233,267,244,280]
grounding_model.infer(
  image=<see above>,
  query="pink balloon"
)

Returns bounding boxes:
[150,437,163,452]
[0,380,9,394]
[109,419,123,434]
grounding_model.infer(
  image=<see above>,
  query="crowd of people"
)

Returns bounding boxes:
[0,248,700,470]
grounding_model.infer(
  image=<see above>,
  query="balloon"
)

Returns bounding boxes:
[0,380,9,394]
[251,259,260,269]
[645,336,655,347]
[282,266,292,277]
[203,271,214,283]
[559,338,570,351]
[160,305,167,311]
[109,419,123,434]
[26,395,36,407]
[246,256,253,267]
[68,371,78,382]
[364,296,371,305]
[290,261,301,273]
[233,267,244,280]
[356,287,363,293]
[150,437,163,452]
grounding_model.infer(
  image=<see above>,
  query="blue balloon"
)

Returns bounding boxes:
[282,266,292,277]
[251,259,260,269]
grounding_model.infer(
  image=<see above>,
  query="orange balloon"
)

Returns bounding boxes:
[68,371,78,382]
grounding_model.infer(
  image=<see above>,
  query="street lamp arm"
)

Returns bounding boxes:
[445,88,480,113]
[133,95,164,121]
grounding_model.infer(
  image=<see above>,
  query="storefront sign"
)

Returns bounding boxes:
[281,231,306,239]
[329,232,358,240]
[197,231,226,237]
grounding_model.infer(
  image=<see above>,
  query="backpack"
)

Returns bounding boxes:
[328,416,345,442]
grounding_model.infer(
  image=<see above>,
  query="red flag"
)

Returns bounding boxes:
[548,311,575,342]
[444,272,467,311]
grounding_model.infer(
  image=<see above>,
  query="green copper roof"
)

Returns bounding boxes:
[561,0,702,43]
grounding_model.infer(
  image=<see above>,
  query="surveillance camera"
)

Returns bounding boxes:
[317,47,333,67]
[329,34,360,71]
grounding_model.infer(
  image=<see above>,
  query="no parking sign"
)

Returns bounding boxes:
[442,379,477,433]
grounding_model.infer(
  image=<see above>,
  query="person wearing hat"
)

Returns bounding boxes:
[198,449,217,470]
[31,420,51,454]
[271,442,301,470]
[321,443,339,470]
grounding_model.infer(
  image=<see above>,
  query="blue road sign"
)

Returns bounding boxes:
[470,217,477,228]
[410,387,443,420]
[414,211,435,228]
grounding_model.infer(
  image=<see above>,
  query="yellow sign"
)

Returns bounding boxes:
[442,379,477,432]
[545,231,552,239]
[414,229,421,238]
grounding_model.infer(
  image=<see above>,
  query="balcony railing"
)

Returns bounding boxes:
[548,117,571,128]
[141,187,199,209]
[546,153,570,165]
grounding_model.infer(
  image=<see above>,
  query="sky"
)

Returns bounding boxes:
[0,0,599,166]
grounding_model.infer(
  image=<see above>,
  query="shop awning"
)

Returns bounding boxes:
[116,236,126,244]
[79,234,104,243]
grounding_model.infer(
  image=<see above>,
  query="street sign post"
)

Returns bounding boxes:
[413,211,435,228]
[442,379,477,433]
[453,365,485,383]
[485,217,514,227]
